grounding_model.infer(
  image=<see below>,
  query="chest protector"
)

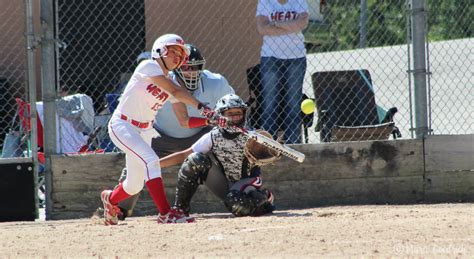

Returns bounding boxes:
[210,128,250,183]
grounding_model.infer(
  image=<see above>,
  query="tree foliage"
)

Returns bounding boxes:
[304,0,472,53]
[427,0,473,41]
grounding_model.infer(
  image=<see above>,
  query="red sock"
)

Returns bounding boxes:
[109,183,131,205]
[145,177,170,215]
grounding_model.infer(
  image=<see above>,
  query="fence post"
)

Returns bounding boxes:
[40,0,57,219]
[24,0,40,218]
[410,0,429,138]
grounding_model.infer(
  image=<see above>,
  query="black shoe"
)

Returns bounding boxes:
[117,207,128,221]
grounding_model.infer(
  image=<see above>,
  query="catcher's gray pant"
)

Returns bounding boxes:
[116,126,212,218]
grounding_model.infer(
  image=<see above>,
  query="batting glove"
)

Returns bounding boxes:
[198,103,215,120]
[208,115,228,128]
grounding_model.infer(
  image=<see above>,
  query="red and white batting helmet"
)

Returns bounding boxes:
[151,34,190,59]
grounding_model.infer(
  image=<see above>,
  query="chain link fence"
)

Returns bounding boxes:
[0,1,30,158]
[55,0,146,153]
[1,0,472,158]
[425,1,473,135]
[300,0,412,143]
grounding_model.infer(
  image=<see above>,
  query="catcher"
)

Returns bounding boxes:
[160,94,281,220]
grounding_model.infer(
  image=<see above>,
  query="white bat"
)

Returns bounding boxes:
[235,127,306,163]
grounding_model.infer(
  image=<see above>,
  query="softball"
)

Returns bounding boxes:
[301,99,316,115]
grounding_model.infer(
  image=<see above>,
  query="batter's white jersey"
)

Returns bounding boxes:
[154,70,234,138]
[115,60,178,123]
[108,59,180,193]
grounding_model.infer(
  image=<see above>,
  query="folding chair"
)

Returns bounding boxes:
[80,113,115,152]
[15,98,44,151]
[312,69,401,142]
[12,98,47,207]
[16,97,106,154]
[1,108,24,158]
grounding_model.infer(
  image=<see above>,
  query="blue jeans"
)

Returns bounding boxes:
[260,56,306,144]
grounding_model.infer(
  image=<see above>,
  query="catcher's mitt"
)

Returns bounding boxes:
[244,130,281,166]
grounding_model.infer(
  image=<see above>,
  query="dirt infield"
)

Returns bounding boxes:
[1,203,472,258]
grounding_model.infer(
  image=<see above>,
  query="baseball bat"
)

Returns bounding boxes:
[235,126,305,163]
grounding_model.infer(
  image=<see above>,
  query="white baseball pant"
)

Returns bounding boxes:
[108,113,161,195]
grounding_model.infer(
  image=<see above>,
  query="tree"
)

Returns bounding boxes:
[428,0,473,41]
[304,0,471,53]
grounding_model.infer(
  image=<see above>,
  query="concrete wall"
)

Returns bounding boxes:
[49,134,473,220]
[144,0,260,96]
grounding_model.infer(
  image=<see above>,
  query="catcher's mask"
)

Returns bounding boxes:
[174,44,205,91]
[215,94,248,127]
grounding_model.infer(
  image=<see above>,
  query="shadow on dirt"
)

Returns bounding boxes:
[195,210,314,219]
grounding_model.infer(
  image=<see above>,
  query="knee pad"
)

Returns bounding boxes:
[174,153,211,213]
[179,152,211,183]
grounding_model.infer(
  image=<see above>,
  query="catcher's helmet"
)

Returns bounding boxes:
[175,44,206,91]
[215,94,248,115]
[215,94,248,127]
[151,34,190,67]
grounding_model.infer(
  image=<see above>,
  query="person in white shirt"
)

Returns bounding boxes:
[116,44,235,219]
[256,0,309,144]
[99,34,226,226]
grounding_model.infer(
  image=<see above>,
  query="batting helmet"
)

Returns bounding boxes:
[151,34,190,61]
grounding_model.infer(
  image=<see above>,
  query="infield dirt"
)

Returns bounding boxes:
[1,203,472,258]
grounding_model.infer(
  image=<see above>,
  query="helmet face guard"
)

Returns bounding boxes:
[175,61,205,91]
[215,94,248,127]
[225,111,246,127]
[175,44,206,91]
